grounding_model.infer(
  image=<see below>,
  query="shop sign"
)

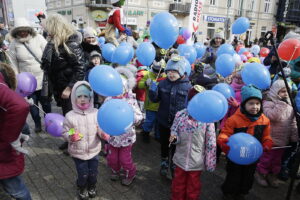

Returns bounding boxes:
[91,10,108,22]
[125,10,144,16]
[204,16,226,23]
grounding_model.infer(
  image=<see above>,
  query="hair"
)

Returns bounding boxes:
[45,14,76,54]
[0,63,17,90]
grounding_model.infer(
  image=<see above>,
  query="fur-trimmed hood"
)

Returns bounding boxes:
[115,66,136,91]
[10,18,36,39]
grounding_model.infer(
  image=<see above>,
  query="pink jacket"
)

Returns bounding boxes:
[63,81,101,160]
[263,80,298,146]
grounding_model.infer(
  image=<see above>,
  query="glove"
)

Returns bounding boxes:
[228,97,239,107]
[123,27,132,36]
[217,138,230,155]
[263,140,273,152]
[100,132,110,141]
[10,134,30,155]
[26,98,34,106]
[149,81,158,92]
[145,78,152,86]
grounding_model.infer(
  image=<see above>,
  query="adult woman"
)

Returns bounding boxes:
[41,14,85,150]
[81,27,101,64]
[8,17,50,133]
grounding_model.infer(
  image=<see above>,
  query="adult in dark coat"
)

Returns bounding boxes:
[0,63,32,199]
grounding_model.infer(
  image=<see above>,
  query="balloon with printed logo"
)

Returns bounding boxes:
[178,44,197,64]
[102,43,116,62]
[259,47,270,57]
[136,42,156,66]
[216,54,235,77]
[217,44,235,56]
[232,17,250,34]
[278,38,300,61]
[150,12,179,49]
[194,42,206,58]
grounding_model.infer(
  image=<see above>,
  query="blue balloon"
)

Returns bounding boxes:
[217,44,235,56]
[102,43,116,62]
[115,28,119,38]
[136,42,155,66]
[120,42,135,60]
[212,83,235,99]
[179,27,187,35]
[238,48,248,55]
[88,65,123,96]
[178,44,197,64]
[241,63,271,89]
[97,99,134,136]
[250,45,260,56]
[182,57,191,76]
[187,90,228,123]
[296,92,300,112]
[216,54,235,77]
[194,42,206,58]
[232,17,250,34]
[150,12,179,49]
[98,37,105,45]
[112,45,134,65]
[227,132,263,165]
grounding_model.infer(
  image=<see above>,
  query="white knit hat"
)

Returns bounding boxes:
[214,30,224,39]
[83,27,96,39]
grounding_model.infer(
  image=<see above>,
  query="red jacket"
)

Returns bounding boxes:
[0,73,29,179]
[107,9,125,32]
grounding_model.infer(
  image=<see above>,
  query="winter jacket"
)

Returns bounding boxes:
[134,69,147,101]
[0,73,29,179]
[103,92,143,147]
[41,34,85,104]
[81,41,101,65]
[62,81,101,160]
[263,81,298,146]
[218,109,272,146]
[138,70,166,111]
[200,43,221,69]
[8,33,47,90]
[149,76,192,128]
[171,109,216,172]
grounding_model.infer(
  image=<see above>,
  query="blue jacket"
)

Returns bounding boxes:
[149,76,192,128]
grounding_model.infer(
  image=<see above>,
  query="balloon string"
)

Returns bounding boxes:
[32,103,46,115]
[286,47,298,66]
[155,49,169,82]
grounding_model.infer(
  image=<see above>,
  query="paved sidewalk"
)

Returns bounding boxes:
[1,106,300,200]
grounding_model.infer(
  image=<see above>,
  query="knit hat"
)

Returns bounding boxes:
[75,85,92,98]
[90,51,102,61]
[165,54,186,76]
[241,85,262,104]
[188,85,206,101]
[83,27,96,39]
[213,30,224,39]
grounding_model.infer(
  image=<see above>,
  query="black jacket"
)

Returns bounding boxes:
[41,34,85,102]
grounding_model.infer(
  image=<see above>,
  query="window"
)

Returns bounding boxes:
[261,26,267,31]
[227,0,232,8]
[264,0,271,13]
[174,0,181,3]
[249,0,255,11]
[208,23,215,27]
[210,0,216,6]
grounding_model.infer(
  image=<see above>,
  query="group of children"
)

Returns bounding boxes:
[60,42,299,200]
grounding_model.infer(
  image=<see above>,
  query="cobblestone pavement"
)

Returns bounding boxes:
[1,105,300,200]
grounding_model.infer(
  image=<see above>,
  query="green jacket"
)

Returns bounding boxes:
[138,71,166,111]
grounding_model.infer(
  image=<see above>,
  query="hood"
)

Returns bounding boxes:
[71,81,94,114]
[115,66,136,91]
[81,42,101,54]
[11,18,36,39]
[268,79,290,103]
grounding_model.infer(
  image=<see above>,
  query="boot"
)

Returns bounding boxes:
[160,158,168,177]
[59,141,68,150]
[142,131,150,143]
[110,171,119,181]
[77,185,89,200]
[254,171,268,187]
[266,174,279,188]
[34,123,42,133]
[121,175,135,186]
[88,184,97,198]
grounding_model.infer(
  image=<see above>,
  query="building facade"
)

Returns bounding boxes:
[46,0,279,42]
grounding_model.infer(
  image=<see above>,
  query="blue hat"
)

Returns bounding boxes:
[165,54,186,76]
[241,85,262,103]
[75,85,92,98]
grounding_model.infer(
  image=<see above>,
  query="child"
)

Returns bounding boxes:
[102,66,143,186]
[138,60,166,143]
[149,53,192,177]
[169,85,216,200]
[62,81,101,200]
[255,80,298,187]
[217,85,273,200]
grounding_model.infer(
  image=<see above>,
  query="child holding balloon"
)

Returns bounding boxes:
[255,80,298,187]
[102,66,143,186]
[217,85,273,200]
[169,85,216,200]
[62,81,102,200]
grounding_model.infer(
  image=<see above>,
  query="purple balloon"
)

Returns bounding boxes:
[45,113,65,137]
[240,54,247,62]
[16,72,37,97]
[182,29,192,40]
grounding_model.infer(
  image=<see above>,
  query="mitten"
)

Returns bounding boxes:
[10,134,30,155]
[217,138,230,154]
[149,81,158,92]
[123,27,132,36]
[228,97,239,107]
[263,140,273,152]
[100,132,110,141]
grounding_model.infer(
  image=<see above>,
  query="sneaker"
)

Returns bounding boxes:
[234,194,245,200]
[254,171,268,187]
[266,174,279,188]
[59,142,68,150]
[88,184,97,198]
[121,175,135,186]
[222,194,235,200]
[77,186,89,200]
[110,172,119,181]
[142,131,150,143]
[160,159,168,177]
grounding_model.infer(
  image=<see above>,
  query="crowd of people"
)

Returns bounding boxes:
[1,2,300,200]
